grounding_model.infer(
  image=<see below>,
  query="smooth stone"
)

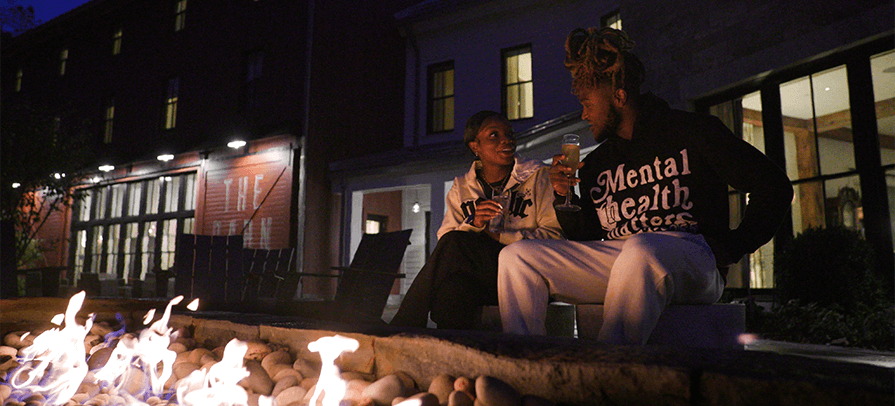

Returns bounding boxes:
[244,340,272,361]
[475,376,520,406]
[272,375,300,397]
[273,367,303,383]
[362,374,414,405]
[428,373,455,404]
[396,392,439,406]
[448,390,475,406]
[86,346,114,370]
[261,349,292,374]
[454,376,474,394]
[240,359,274,395]
[274,385,308,406]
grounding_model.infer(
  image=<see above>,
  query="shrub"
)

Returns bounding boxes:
[775,226,880,309]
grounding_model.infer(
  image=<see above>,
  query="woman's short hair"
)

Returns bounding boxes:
[463,110,506,156]
[564,27,644,97]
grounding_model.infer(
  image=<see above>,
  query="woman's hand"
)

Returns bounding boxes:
[549,154,583,196]
[473,199,503,229]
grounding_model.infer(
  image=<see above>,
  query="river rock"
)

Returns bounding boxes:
[448,390,475,406]
[274,385,307,405]
[240,359,274,395]
[272,375,300,397]
[428,373,455,404]
[244,340,272,361]
[362,374,415,405]
[475,376,520,406]
[454,376,474,395]
[262,349,292,373]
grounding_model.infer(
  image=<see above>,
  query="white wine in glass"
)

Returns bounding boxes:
[556,134,581,211]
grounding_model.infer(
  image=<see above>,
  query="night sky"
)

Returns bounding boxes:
[27,0,89,26]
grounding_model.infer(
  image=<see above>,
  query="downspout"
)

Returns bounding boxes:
[296,0,315,273]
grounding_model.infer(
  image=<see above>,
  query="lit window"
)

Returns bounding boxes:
[164,77,179,129]
[503,45,533,120]
[59,48,69,76]
[174,0,187,32]
[428,61,454,133]
[112,29,122,55]
[15,69,22,92]
[104,99,115,143]
[602,11,622,30]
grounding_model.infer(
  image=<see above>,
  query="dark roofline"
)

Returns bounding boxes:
[329,110,583,173]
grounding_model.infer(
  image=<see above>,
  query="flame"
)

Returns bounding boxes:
[176,338,273,406]
[307,335,359,406]
[3,293,365,406]
[2,293,285,406]
[9,291,93,405]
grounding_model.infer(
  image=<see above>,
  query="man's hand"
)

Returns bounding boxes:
[549,154,583,196]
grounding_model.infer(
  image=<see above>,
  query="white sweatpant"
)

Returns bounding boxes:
[497,231,725,344]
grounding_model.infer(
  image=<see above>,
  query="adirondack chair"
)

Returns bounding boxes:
[295,229,412,323]
[172,234,245,305]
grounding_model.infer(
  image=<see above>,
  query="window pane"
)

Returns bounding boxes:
[504,47,533,119]
[164,176,180,212]
[780,65,853,180]
[74,230,87,281]
[90,225,105,273]
[105,224,120,275]
[123,223,140,281]
[110,183,126,218]
[183,173,196,211]
[146,179,160,214]
[127,182,143,216]
[160,219,178,270]
[141,221,157,273]
[78,190,93,222]
[93,187,108,219]
[871,50,895,166]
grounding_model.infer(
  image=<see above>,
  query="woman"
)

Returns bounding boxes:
[390,110,562,329]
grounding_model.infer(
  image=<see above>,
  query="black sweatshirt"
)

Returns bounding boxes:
[557,93,793,264]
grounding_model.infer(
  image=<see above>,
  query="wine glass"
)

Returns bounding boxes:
[555,134,581,212]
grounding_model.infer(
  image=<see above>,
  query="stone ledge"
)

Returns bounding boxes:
[3,299,892,405]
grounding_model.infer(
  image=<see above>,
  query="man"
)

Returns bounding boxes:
[497,27,793,344]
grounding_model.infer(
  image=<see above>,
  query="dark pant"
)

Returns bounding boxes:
[390,230,505,329]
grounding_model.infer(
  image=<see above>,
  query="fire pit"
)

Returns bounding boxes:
[2,296,892,405]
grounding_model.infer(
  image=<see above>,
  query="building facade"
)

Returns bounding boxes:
[2,0,409,296]
[331,0,895,302]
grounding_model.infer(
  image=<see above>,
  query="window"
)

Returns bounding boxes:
[428,61,454,133]
[103,99,115,143]
[71,172,196,282]
[14,69,22,92]
[174,0,187,32]
[602,10,622,30]
[112,29,122,55]
[365,214,388,234]
[503,45,533,120]
[59,48,68,76]
[702,40,895,288]
[243,50,264,112]
[164,77,179,129]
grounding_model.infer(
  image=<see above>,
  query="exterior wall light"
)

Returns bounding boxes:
[98,165,115,172]
[228,140,247,149]
[157,154,175,162]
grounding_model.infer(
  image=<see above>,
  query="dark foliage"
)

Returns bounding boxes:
[775,226,881,309]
